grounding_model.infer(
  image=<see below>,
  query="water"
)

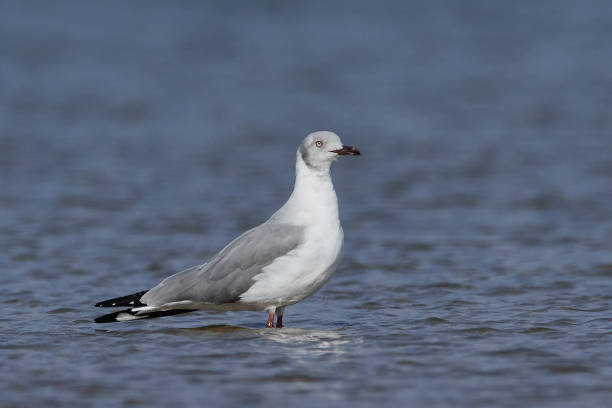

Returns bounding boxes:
[2,1,612,407]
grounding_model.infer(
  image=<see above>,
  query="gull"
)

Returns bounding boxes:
[94,131,360,328]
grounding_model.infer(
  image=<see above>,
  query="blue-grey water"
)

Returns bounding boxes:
[2,1,612,407]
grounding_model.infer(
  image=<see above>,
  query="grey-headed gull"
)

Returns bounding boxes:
[94,131,360,328]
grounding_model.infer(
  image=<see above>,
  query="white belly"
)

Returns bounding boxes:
[239,225,344,309]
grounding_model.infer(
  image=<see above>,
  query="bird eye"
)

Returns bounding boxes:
[315,140,323,148]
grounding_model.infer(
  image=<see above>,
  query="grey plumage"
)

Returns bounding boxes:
[94,131,359,326]
[139,222,304,307]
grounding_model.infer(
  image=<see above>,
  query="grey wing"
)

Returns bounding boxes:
[140,222,304,307]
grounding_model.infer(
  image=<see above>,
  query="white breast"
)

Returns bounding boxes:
[238,223,343,308]
[239,149,345,309]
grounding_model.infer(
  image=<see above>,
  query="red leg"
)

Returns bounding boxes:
[265,312,274,328]
[276,306,285,328]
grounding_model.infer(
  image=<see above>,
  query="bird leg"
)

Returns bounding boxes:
[265,312,275,328]
[276,306,285,328]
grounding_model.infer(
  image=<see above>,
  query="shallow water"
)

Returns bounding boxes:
[2,1,612,407]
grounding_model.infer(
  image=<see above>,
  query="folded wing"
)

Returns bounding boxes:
[140,222,304,307]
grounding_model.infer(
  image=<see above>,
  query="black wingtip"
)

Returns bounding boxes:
[94,310,129,323]
[94,308,194,323]
[95,290,149,308]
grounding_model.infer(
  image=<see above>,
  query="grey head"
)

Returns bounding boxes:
[298,131,361,172]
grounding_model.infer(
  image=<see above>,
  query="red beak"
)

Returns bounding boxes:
[331,145,361,156]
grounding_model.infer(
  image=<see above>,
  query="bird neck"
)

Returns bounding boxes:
[273,152,339,226]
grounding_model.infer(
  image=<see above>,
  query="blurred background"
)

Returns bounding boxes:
[1,1,612,407]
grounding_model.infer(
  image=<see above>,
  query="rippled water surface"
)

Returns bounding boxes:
[2,1,612,407]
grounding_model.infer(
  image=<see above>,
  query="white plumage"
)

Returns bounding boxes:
[94,131,360,327]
